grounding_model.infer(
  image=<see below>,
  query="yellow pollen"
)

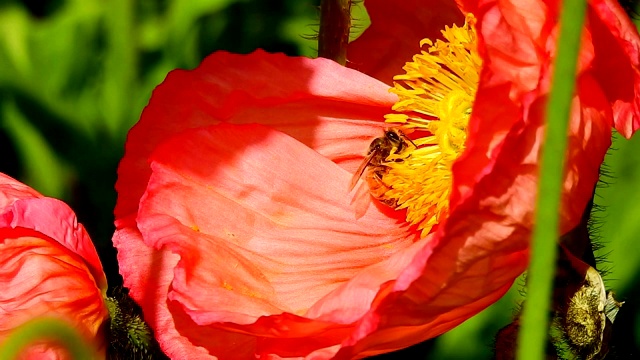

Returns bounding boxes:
[222,281,234,290]
[381,14,481,237]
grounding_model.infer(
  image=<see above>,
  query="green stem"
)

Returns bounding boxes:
[0,318,99,359]
[516,0,588,359]
[318,0,351,65]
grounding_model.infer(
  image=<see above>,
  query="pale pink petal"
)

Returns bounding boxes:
[116,50,395,221]
[135,123,426,356]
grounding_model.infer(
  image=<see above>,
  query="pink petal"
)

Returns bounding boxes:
[136,123,425,357]
[115,50,395,221]
[113,220,216,359]
[114,49,401,359]
[0,173,42,207]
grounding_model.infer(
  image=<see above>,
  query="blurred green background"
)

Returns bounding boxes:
[0,0,638,358]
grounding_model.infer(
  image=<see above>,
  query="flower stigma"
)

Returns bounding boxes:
[378,14,481,237]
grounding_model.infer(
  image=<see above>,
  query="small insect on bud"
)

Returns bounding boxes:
[563,267,622,360]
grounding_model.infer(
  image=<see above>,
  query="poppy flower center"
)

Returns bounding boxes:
[379,14,481,237]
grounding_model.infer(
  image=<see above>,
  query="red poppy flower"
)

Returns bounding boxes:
[0,173,109,358]
[113,0,640,358]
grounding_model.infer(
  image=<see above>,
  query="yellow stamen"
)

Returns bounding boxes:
[380,14,481,237]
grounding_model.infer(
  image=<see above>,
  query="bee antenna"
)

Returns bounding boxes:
[399,130,417,148]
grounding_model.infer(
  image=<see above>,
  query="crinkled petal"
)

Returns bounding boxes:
[336,81,612,356]
[460,0,640,138]
[136,123,425,357]
[0,227,107,357]
[0,174,106,292]
[331,1,616,356]
[457,0,616,227]
[0,201,106,293]
[588,0,640,138]
[347,0,464,85]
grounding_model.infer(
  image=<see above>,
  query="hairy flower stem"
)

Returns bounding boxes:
[318,0,351,65]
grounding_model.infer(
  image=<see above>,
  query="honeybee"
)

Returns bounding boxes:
[349,129,416,206]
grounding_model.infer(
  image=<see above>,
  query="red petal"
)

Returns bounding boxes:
[336,80,612,355]
[562,74,612,222]
[348,0,464,84]
[0,227,107,356]
[135,123,422,357]
[115,50,395,221]
[334,0,615,354]
[588,0,640,138]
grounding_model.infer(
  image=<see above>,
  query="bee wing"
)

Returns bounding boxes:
[349,151,376,192]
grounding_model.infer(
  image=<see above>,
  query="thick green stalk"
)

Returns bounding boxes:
[516,0,588,359]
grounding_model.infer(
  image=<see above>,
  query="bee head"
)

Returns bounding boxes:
[385,130,401,143]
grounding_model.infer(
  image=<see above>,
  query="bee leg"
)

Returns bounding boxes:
[370,170,397,208]
[380,198,398,207]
